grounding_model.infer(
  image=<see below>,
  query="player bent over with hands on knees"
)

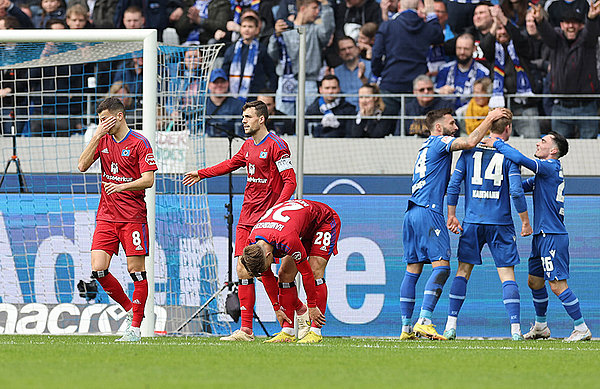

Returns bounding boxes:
[78,97,158,342]
[182,101,307,341]
[400,107,511,341]
[240,199,341,343]
[443,110,532,341]
[481,131,592,342]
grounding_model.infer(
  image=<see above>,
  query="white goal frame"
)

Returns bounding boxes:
[0,29,158,337]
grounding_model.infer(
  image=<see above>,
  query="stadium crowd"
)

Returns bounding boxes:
[1,0,600,138]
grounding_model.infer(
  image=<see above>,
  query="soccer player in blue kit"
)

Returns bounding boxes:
[481,131,592,342]
[443,111,533,341]
[400,107,511,340]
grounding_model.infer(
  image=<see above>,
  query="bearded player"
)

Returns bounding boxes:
[78,97,157,342]
[182,100,305,341]
[240,199,341,343]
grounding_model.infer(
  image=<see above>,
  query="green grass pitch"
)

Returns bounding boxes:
[1,335,599,388]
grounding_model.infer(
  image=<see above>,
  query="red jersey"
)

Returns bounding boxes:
[198,132,296,227]
[94,130,158,223]
[248,199,339,307]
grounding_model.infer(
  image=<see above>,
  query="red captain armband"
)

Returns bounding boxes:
[273,302,281,311]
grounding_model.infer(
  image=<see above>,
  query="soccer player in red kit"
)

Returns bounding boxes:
[240,199,341,343]
[183,100,299,341]
[78,97,157,342]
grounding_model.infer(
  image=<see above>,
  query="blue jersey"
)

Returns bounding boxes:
[447,145,527,225]
[409,135,456,214]
[493,140,567,234]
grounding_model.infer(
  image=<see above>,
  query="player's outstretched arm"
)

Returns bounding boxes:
[182,170,202,186]
[481,137,538,173]
[103,170,155,195]
[450,108,511,151]
[78,116,117,172]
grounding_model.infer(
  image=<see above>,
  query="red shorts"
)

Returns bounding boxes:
[235,225,252,257]
[91,220,149,257]
[304,212,341,261]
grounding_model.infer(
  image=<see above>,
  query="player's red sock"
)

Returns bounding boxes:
[93,270,132,312]
[313,278,328,328]
[130,272,148,328]
[279,281,298,329]
[239,279,255,332]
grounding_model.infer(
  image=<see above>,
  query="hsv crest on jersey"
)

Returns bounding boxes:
[259,151,268,159]
[145,153,156,165]
[122,149,131,157]
[248,163,256,175]
[111,162,118,175]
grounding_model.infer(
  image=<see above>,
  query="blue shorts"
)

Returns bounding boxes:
[403,203,451,264]
[457,223,520,267]
[529,233,570,281]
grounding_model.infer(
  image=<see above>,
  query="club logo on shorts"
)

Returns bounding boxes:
[259,151,268,159]
[145,153,156,165]
[122,149,131,157]
[111,162,118,174]
[248,163,255,175]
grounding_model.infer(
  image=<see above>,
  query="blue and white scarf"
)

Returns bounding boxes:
[229,38,259,101]
[193,0,211,19]
[490,40,533,108]
[319,96,341,128]
[277,35,297,103]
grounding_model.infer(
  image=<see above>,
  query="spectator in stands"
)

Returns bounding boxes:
[500,0,527,31]
[275,0,296,21]
[444,2,495,72]
[206,68,244,136]
[403,74,454,136]
[380,0,398,22]
[357,21,377,60]
[222,10,277,102]
[114,0,180,40]
[120,5,144,29]
[545,0,589,28]
[427,0,453,80]
[0,0,34,28]
[256,89,295,135]
[227,0,276,46]
[464,76,490,135]
[166,47,205,132]
[524,6,552,124]
[172,0,231,45]
[532,3,600,138]
[69,0,118,28]
[372,0,443,124]
[268,0,334,116]
[436,33,490,110]
[305,74,356,137]
[334,36,371,110]
[335,0,381,42]
[433,0,453,41]
[36,0,66,28]
[485,5,539,138]
[445,0,478,35]
[65,4,90,29]
[348,83,394,137]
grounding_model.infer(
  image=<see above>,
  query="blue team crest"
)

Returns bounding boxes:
[122,149,131,157]
[259,151,268,159]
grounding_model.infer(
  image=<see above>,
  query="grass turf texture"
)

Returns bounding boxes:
[1,336,599,388]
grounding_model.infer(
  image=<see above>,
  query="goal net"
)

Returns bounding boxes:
[0,30,229,336]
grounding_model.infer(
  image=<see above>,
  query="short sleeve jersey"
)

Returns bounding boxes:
[237,132,294,227]
[447,146,525,225]
[248,199,336,261]
[94,130,157,223]
[409,135,455,214]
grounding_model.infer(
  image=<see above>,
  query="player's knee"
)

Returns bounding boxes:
[548,280,567,296]
[91,269,109,279]
[433,265,450,284]
[527,276,545,290]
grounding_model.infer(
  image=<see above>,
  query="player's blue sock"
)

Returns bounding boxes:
[419,265,450,320]
[448,276,468,318]
[502,280,520,324]
[558,288,583,323]
[531,286,549,324]
[400,271,420,328]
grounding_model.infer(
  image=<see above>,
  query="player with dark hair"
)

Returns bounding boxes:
[183,100,300,341]
[240,199,341,343]
[400,106,510,340]
[78,96,157,342]
[443,110,532,341]
[481,131,592,342]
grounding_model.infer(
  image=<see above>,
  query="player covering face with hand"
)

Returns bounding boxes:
[78,97,157,342]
